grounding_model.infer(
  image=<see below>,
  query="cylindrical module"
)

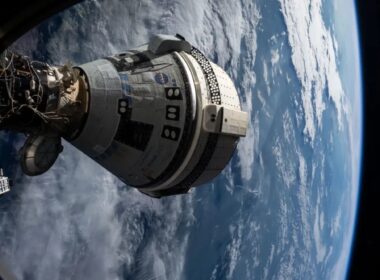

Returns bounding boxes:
[70,35,248,197]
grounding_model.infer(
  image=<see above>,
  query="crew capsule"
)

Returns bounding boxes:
[66,34,248,197]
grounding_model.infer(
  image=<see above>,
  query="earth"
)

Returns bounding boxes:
[0,0,362,279]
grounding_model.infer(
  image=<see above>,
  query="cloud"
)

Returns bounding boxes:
[225,222,243,279]
[279,0,346,142]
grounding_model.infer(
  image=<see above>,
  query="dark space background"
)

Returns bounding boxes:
[349,0,380,279]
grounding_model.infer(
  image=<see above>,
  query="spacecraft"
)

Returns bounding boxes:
[0,34,248,197]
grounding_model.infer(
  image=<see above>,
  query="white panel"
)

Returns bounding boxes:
[202,105,248,137]
[220,108,248,137]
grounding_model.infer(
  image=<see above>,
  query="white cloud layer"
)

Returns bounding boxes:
[279,0,346,142]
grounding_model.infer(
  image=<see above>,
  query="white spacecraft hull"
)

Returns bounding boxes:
[0,34,248,198]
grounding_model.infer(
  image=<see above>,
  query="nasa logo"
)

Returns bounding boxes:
[155,73,169,85]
